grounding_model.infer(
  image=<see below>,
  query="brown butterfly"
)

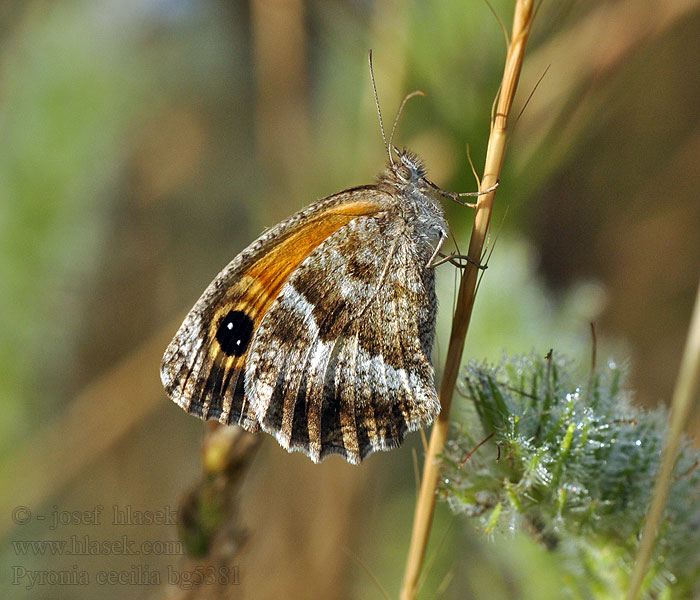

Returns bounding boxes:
[161,53,483,464]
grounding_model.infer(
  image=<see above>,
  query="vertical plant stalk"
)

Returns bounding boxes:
[251,0,310,198]
[400,2,535,598]
[626,278,700,600]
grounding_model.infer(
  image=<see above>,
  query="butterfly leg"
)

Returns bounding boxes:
[427,229,487,270]
[432,252,487,270]
[426,230,448,269]
[424,179,499,207]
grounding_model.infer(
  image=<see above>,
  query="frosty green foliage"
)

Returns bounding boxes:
[442,353,700,599]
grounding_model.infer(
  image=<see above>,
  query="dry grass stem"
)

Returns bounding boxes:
[626,278,700,599]
[400,2,535,598]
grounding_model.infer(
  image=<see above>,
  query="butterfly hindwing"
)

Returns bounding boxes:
[246,209,440,463]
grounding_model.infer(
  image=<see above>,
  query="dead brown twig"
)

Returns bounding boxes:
[400,3,536,598]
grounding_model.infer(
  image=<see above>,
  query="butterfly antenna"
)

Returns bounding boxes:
[388,89,426,150]
[368,49,392,164]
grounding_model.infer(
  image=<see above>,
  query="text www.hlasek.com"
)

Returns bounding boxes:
[12,535,183,556]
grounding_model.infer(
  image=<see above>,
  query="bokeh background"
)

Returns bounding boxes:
[1,1,699,598]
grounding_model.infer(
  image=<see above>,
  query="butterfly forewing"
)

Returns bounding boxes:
[160,192,384,432]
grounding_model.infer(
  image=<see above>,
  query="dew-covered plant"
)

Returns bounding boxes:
[441,352,700,599]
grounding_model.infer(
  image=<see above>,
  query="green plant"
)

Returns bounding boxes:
[441,352,700,599]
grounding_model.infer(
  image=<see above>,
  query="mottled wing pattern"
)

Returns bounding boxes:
[160,190,384,432]
[246,212,440,464]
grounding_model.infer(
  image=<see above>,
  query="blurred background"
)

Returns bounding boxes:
[1,0,699,598]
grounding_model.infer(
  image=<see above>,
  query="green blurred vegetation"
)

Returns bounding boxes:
[1,1,698,599]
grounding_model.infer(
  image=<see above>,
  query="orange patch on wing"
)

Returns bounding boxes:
[207,200,381,357]
[248,200,381,292]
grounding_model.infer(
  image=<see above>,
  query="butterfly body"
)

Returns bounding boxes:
[161,151,447,463]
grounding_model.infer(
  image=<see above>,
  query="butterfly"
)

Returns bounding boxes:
[161,54,484,464]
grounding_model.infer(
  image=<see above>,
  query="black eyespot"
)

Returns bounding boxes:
[215,310,254,356]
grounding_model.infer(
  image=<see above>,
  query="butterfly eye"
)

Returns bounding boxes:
[397,164,411,181]
[215,310,255,356]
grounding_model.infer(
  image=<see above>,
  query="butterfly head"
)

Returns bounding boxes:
[379,147,429,191]
[392,148,427,183]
